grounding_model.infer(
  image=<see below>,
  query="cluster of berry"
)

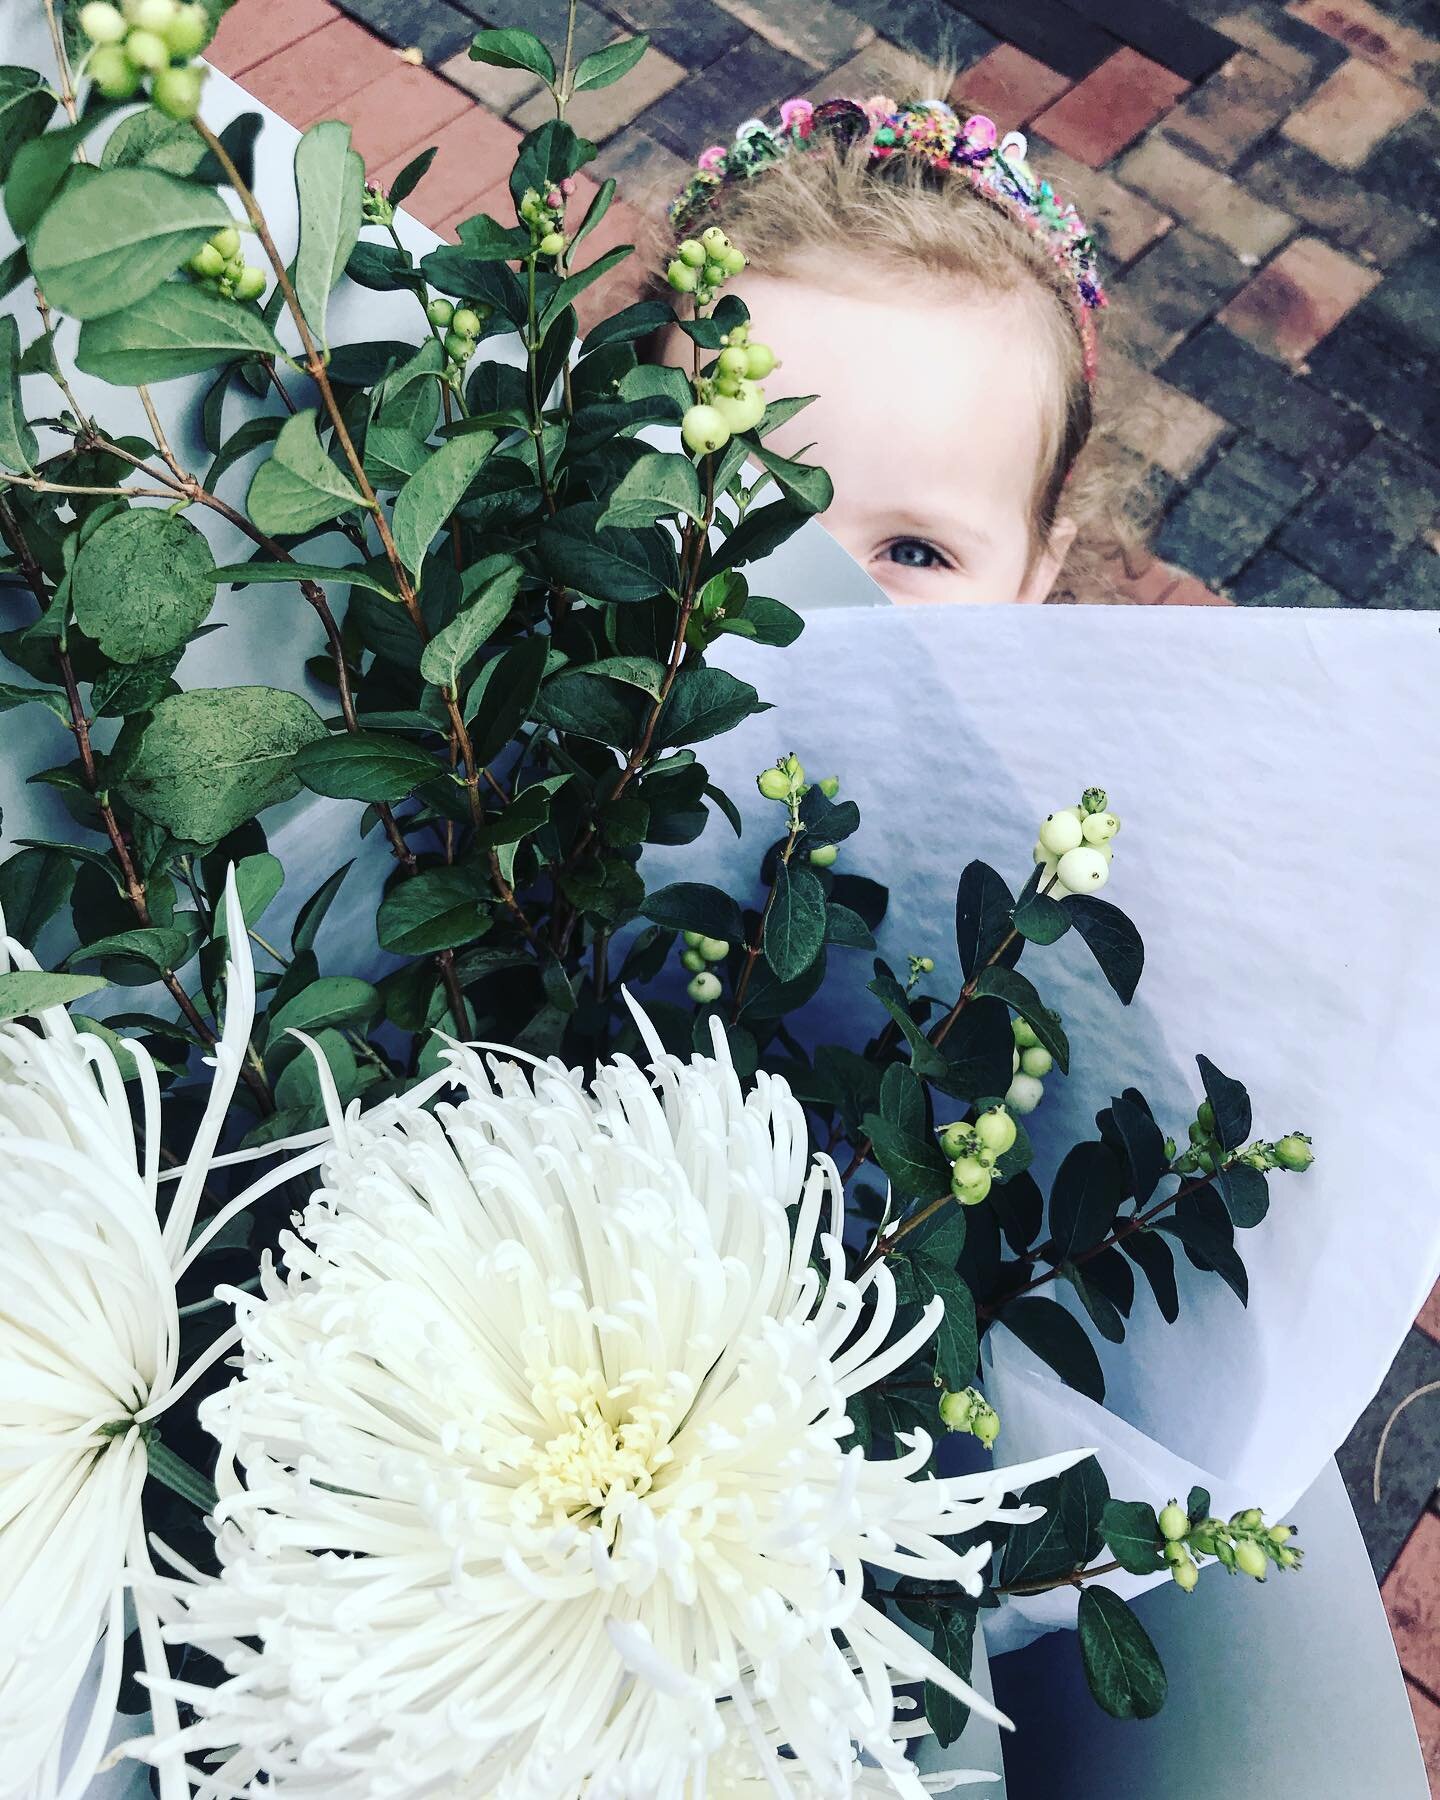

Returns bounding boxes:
[1171,1102,1315,1177]
[1034,787,1120,896]
[80,0,209,119]
[1006,1013,1055,1116]
[425,298,492,386]
[938,1384,1001,1449]
[755,755,841,867]
[184,225,264,303]
[1159,1499,1302,1593]
[668,228,778,455]
[518,181,575,261]
[678,931,730,1005]
[665,224,747,305]
[940,1104,1017,1207]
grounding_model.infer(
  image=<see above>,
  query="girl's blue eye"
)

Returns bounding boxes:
[884,538,951,570]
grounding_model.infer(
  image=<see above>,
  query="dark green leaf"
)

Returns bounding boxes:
[0,314,36,472]
[292,860,353,955]
[657,666,768,747]
[1013,887,1070,946]
[391,430,497,576]
[1000,1477,1074,1585]
[533,669,644,746]
[1106,1093,1168,1204]
[0,847,72,940]
[29,168,228,319]
[1187,1486,1211,1521]
[1050,1141,1126,1258]
[595,450,702,529]
[71,509,215,663]
[573,34,649,91]
[1001,1296,1105,1402]
[204,414,284,489]
[764,859,827,983]
[0,66,55,186]
[747,440,834,514]
[990,1169,1043,1255]
[825,903,875,948]
[1066,1262,1126,1344]
[346,239,421,293]
[954,861,1020,978]
[642,882,744,943]
[913,1252,979,1389]
[465,638,548,763]
[1101,1499,1165,1574]
[5,107,115,238]
[538,245,632,337]
[75,280,284,383]
[293,120,364,350]
[879,1061,925,1135]
[377,866,491,955]
[387,145,437,207]
[470,27,555,80]
[246,409,366,535]
[293,730,439,804]
[704,497,809,574]
[921,1605,977,1749]
[67,925,193,978]
[929,998,1014,1104]
[581,298,672,353]
[0,970,106,1020]
[867,966,950,1082]
[864,1111,949,1201]
[1078,1588,1167,1721]
[1059,1455,1110,1563]
[720,594,803,647]
[418,559,522,692]
[0,679,68,721]
[973,965,1068,1074]
[211,559,399,600]
[269,975,379,1037]
[1062,895,1144,1004]
[798,785,860,846]
[1123,1229,1179,1322]
[1216,1159,1269,1229]
[539,501,678,602]
[1196,1053,1252,1150]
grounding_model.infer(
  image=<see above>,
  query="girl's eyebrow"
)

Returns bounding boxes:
[882,509,996,554]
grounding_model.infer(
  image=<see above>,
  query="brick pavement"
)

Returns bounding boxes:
[204,1,1440,1769]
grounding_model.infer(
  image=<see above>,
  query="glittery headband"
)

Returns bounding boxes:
[668,96,1107,381]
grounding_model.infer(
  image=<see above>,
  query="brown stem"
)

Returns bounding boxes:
[42,0,78,124]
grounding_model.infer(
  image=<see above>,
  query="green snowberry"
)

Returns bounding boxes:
[808,844,838,868]
[699,226,729,256]
[717,346,750,377]
[539,231,566,257]
[1172,1555,1199,1593]
[817,775,840,798]
[1011,1016,1040,1050]
[667,260,700,294]
[452,307,481,337]
[152,62,203,118]
[211,227,243,268]
[680,948,707,974]
[974,1105,1017,1156]
[697,936,729,963]
[744,341,777,379]
[444,330,473,362]
[427,297,454,329]
[188,243,225,279]
[1234,1539,1268,1580]
[163,1,209,55]
[123,26,169,70]
[1158,1503,1189,1541]
[233,266,266,301]
[89,42,141,94]
[757,766,791,802]
[939,1120,975,1159]
[79,2,128,43]
[682,404,730,455]
[677,238,707,268]
[687,970,722,1005]
[1019,1045,1052,1078]
[1273,1133,1314,1172]
[950,1155,992,1205]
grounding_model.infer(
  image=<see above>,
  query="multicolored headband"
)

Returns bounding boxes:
[668,96,1106,381]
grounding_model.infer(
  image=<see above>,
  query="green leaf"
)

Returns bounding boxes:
[99,104,207,176]
[1101,1499,1165,1575]
[1187,1485,1211,1521]
[1106,1093,1168,1204]
[291,859,353,956]
[377,866,491,955]
[118,686,326,844]
[465,637,547,763]
[67,925,193,978]
[469,27,556,81]
[879,1061,926,1135]
[972,965,1068,1074]
[1000,1477,1074,1585]
[0,970,106,1021]
[1216,1159,1269,1229]
[387,146,437,207]
[1196,1053,1251,1150]
[1050,1141,1125,1258]
[391,430,497,577]
[721,594,803,648]
[509,118,595,212]
[747,441,834,514]
[294,120,365,352]
[1066,1262,1126,1344]
[293,730,439,803]
[584,655,669,700]
[230,851,284,929]
[372,338,443,437]
[1059,1455,1110,1563]
[534,669,644,746]
[269,975,379,1037]
[573,34,649,91]
[1000,1296,1105,1402]
[765,860,826,983]
[642,882,744,943]
[5,110,114,238]
[954,861,1019,979]
[913,1252,979,1389]
[211,559,400,600]
[0,847,72,941]
[1123,1229,1179,1322]
[0,66,55,185]
[0,314,36,473]
[864,1112,949,1202]
[704,497,810,575]
[71,509,215,664]
[1062,895,1144,1004]
[76,281,284,384]
[1077,1588,1167,1721]
[928,999,1016,1104]
[658,667,768,747]
[1013,887,1070,946]
[418,558,521,692]
[28,169,228,319]
[538,245,633,337]
[204,414,284,489]
[867,966,950,1082]
[540,501,679,601]
[825,902,875,948]
[596,451,703,530]
[581,298,672,353]
[0,678,65,721]
[346,239,421,293]
[246,409,366,537]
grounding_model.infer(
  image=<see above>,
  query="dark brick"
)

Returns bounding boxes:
[1363,109,1440,219]
[1338,1326,1440,1578]
[1238,139,1427,266]
[1306,310,1440,453]
[844,0,996,64]
[1228,548,1349,605]
[1216,3,1349,79]
[1278,434,1440,597]
[459,0,618,57]
[1365,235,1440,360]
[1154,435,1312,581]
[1373,538,1440,607]
[1163,50,1308,167]
[335,0,478,61]
[1055,0,1233,80]
[1160,322,1374,473]
[642,35,814,157]
[952,0,1119,77]
[603,0,749,69]
[1112,225,1251,363]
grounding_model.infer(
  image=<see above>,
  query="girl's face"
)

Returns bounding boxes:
[687,267,1073,605]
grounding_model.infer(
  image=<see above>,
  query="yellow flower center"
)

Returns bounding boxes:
[519,1371,675,1528]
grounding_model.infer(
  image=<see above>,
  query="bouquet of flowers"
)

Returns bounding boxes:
[0,4,1314,1794]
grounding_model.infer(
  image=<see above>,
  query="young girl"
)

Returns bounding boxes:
[657,94,1174,608]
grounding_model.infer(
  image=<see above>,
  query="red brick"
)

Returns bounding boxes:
[558,176,653,331]
[327,63,471,175]
[372,108,521,233]
[1033,49,1190,168]
[240,17,397,130]
[1288,0,1440,83]
[206,0,339,79]
[1219,234,1379,363]
[1419,1280,1440,1344]
[1384,1513,1440,1693]
[953,44,1073,128]
[1162,51,1308,167]
[1282,56,1424,168]
[1404,1679,1440,1788]
[1063,555,1230,606]
[1162,569,1232,605]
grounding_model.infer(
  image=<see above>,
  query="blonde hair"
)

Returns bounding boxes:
[643,106,1152,598]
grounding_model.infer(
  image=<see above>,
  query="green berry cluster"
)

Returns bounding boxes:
[940,1104,1017,1207]
[519,182,574,261]
[673,228,779,456]
[185,224,265,302]
[1171,1101,1315,1178]
[361,181,394,228]
[1005,1012,1058,1116]
[755,757,842,868]
[1159,1498,1302,1593]
[1034,789,1120,897]
[80,0,209,118]
[680,929,729,1005]
[666,224,747,306]
[426,298,492,385]
[938,1384,1001,1448]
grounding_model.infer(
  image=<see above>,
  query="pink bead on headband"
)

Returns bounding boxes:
[668,97,1107,382]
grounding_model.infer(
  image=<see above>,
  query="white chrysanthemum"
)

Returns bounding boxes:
[145,1012,1086,1797]
[0,874,271,1800]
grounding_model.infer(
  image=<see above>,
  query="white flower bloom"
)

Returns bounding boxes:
[0,874,276,1800]
[145,1012,1088,1797]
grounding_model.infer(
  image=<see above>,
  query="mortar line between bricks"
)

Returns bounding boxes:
[1409,1673,1440,1710]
